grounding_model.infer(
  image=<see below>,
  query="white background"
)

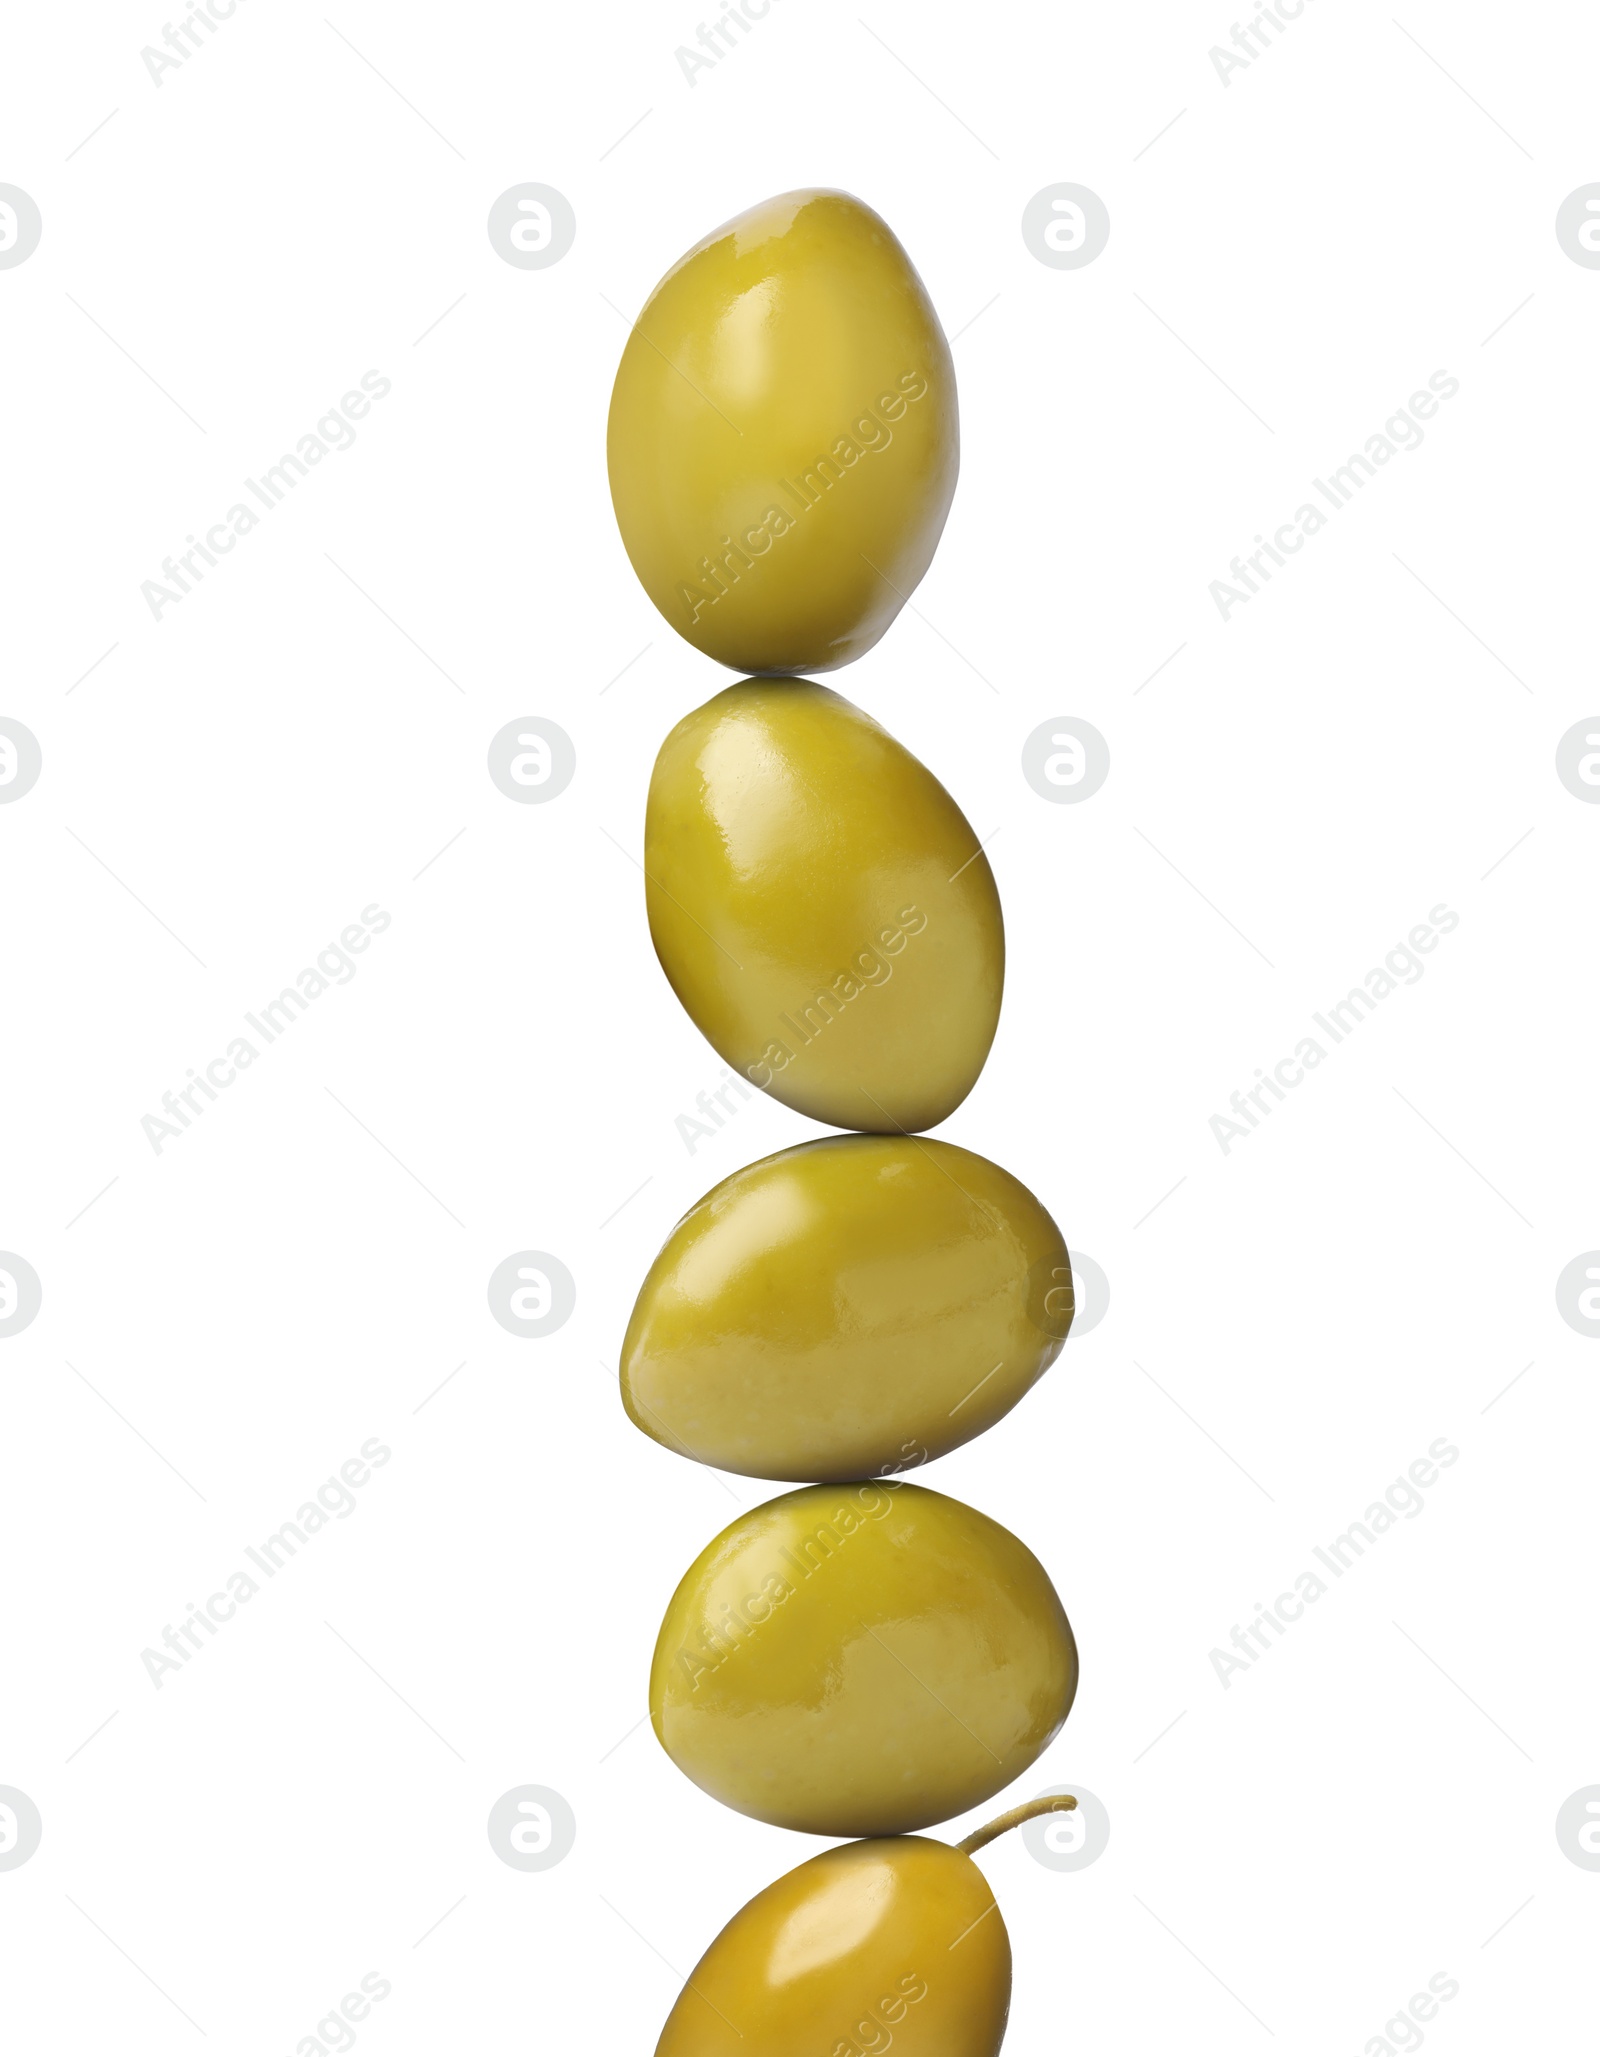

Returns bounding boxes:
[3,0,1598,2050]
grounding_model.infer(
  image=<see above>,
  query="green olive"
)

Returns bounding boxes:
[645,681,1003,1134]
[607,189,957,676]
[622,1135,1072,1482]
[653,1801,1080,2055]
[650,1482,1077,1837]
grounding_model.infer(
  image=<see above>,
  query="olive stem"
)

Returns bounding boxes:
[956,1794,1076,1856]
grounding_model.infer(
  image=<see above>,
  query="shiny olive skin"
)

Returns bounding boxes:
[655,1835,1009,2057]
[607,189,958,676]
[622,1136,1072,1482]
[650,1482,1077,1837]
[645,681,1003,1134]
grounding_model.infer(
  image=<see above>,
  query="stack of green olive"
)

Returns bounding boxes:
[608,189,1079,2056]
